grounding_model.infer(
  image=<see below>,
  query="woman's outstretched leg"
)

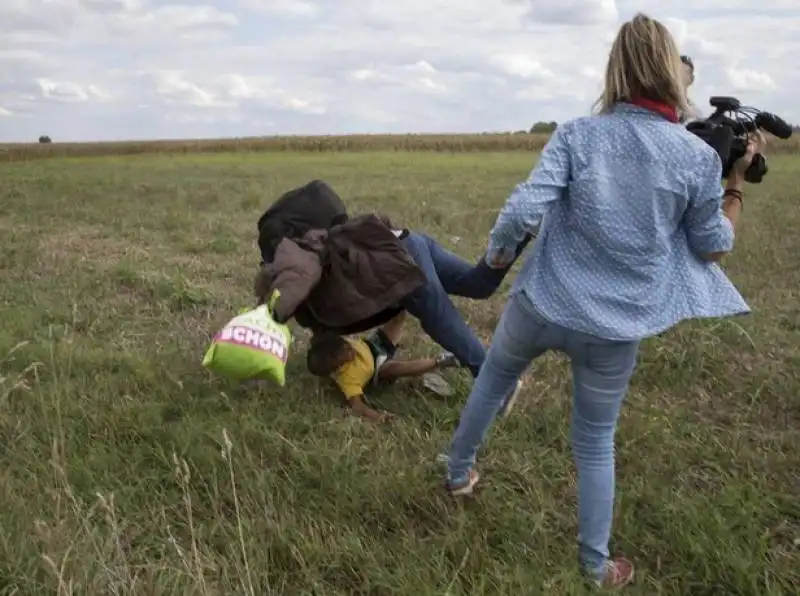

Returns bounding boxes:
[447,292,553,485]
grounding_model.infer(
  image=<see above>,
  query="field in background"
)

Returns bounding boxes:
[0,150,798,594]
[1,131,800,161]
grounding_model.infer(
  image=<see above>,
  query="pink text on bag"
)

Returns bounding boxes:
[215,325,288,362]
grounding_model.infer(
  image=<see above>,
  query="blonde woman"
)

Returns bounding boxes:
[443,13,765,588]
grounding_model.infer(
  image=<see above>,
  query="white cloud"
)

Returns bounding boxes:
[405,61,437,75]
[152,72,227,107]
[0,0,797,141]
[80,0,147,12]
[142,5,237,29]
[36,78,110,102]
[108,4,238,41]
[350,69,386,82]
[142,70,327,116]
[517,0,619,26]
[283,97,326,114]
[491,54,555,80]
[726,68,776,92]
[239,0,320,17]
[664,17,688,46]
[348,61,449,94]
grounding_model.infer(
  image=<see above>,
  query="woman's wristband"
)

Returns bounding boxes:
[724,188,743,209]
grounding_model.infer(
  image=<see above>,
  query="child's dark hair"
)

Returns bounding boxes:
[306,332,353,377]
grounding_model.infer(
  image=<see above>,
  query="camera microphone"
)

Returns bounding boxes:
[688,95,792,183]
[754,112,793,140]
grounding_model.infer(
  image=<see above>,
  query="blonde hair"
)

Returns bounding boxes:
[594,13,689,115]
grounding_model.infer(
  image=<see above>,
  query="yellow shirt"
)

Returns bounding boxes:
[331,338,375,400]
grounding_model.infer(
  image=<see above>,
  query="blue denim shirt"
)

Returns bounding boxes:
[487,103,750,341]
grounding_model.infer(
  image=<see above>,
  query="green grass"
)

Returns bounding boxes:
[0,151,797,595]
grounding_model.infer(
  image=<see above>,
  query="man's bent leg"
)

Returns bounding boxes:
[401,284,486,377]
[421,233,533,299]
[402,233,486,376]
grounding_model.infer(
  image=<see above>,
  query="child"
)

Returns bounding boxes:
[306,311,458,422]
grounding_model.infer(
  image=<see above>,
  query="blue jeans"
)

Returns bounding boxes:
[447,290,640,576]
[400,232,511,377]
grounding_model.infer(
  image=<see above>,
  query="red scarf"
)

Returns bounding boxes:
[628,97,679,123]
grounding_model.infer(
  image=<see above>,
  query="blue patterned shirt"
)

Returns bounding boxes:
[487,103,750,341]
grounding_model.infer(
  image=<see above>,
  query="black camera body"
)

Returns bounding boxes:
[686,96,792,184]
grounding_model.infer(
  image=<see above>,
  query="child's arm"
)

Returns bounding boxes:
[348,395,392,423]
[335,376,392,423]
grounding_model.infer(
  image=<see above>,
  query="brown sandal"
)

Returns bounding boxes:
[596,557,634,589]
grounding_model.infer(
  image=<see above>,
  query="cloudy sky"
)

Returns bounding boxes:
[0,0,796,142]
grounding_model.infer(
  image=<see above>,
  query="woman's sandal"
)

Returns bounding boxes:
[595,557,634,589]
[445,468,480,496]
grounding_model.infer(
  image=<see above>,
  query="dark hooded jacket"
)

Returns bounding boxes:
[256,181,424,334]
[257,179,348,265]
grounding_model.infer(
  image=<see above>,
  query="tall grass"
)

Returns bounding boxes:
[3,133,798,163]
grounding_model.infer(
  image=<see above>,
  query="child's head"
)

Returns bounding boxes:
[306,332,355,376]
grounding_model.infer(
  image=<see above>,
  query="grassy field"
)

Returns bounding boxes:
[0,150,798,595]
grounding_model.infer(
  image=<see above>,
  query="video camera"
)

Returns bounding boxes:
[686,96,793,183]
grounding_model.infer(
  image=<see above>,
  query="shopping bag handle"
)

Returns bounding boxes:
[247,289,281,317]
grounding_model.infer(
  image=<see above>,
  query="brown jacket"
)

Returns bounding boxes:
[259,238,323,322]
[259,214,425,333]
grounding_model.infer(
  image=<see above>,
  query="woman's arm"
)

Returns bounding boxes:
[486,123,572,267]
[684,153,736,263]
[684,132,765,262]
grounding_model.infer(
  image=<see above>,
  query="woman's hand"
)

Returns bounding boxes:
[485,248,514,270]
[728,130,767,184]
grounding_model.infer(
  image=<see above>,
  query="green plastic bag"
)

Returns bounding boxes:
[202,292,292,386]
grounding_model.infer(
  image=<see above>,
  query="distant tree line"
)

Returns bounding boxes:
[509,121,559,135]
[530,121,558,133]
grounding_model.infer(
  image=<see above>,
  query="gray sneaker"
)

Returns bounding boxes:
[435,351,460,369]
[422,372,454,397]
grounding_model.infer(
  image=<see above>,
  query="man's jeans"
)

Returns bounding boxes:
[400,232,512,377]
[446,290,640,577]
